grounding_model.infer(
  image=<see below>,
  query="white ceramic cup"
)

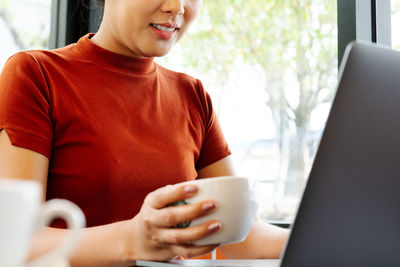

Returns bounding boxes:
[0,178,86,267]
[172,176,257,246]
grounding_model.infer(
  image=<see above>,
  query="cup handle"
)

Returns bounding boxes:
[27,199,86,267]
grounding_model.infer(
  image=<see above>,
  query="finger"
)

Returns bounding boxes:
[171,243,220,259]
[145,183,198,209]
[159,220,222,245]
[152,199,217,228]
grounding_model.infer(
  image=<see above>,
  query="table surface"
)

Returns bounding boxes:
[135,259,281,267]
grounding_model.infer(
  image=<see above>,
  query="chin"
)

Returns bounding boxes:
[139,43,174,58]
[147,48,172,58]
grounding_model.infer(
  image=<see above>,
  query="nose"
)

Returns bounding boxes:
[161,0,185,15]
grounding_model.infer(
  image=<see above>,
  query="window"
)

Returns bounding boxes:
[392,0,400,49]
[0,0,51,71]
[157,0,338,224]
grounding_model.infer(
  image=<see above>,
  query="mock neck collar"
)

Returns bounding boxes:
[76,33,156,75]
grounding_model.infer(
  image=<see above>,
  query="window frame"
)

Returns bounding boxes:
[50,0,91,49]
[338,0,391,65]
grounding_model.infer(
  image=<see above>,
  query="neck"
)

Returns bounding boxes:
[91,25,145,59]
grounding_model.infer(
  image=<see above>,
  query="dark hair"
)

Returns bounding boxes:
[91,0,105,14]
[89,0,104,26]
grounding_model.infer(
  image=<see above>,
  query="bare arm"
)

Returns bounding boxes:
[219,220,288,259]
[197,156,290,259]
[0,130,49,197]
[0,130,136,266]
[0,130,221,266]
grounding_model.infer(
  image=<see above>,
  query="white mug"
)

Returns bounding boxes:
[0,178,86,267]
[173,176,257,246]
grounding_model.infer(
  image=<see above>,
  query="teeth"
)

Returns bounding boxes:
[152,24,175,32]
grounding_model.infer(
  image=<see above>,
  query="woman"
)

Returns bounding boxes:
[0,0,288,265]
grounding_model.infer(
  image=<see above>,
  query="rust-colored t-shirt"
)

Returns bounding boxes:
[0,34,231,227]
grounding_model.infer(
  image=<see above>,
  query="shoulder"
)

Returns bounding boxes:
[0,49,68,100]
[5,50,40,69]
[155,63,214,121]
[2,51,45,81]
[155,63,209,98]
[4,43,79,71]
[156,63,199,86]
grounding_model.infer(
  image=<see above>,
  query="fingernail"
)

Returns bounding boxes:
[184,185,197,193]
[202,201,215,211]
[208,222,221,232]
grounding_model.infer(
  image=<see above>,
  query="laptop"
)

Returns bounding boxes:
[136,41,400,267]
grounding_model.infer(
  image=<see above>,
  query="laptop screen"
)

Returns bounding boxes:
[280,42,400,267]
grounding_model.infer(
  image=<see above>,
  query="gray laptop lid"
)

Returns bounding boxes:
[280,42,400,267]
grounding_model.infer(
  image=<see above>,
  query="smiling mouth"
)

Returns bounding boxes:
[150,23,177,32]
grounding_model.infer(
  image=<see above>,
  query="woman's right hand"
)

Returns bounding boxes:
[127,183,221,261]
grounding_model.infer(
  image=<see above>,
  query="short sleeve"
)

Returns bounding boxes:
[0,52,53,158]
[195,80,231,170]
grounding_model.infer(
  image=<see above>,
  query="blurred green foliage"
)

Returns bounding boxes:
[174,0,337,195]
[0,0,50,50]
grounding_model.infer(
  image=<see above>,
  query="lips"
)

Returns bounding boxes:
[150,23,180,40]
[150,23,177,32]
